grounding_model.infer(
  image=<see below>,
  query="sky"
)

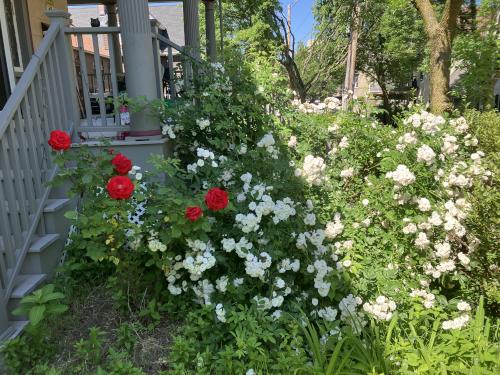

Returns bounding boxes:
[279,0,316,45]
[70,0,317,45]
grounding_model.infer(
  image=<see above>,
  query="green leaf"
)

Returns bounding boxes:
[28,305,46,326]
[46,304,69,315]
[40,292,65,304]
[64,210,78,220]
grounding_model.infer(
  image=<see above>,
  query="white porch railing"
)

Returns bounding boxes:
[64,24,191,139]
[0,8,203,340]
[0,16,78,330]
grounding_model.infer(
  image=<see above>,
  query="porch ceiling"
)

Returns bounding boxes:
[67,0,180,4]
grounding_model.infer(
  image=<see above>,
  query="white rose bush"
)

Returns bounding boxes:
[46,63,498,374]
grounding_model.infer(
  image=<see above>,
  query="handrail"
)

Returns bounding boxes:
[0,22,61,138]
[153,32,202,63]
[64,26,121,34]
[0,15,77,305]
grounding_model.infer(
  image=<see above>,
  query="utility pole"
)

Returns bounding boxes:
[342,2,360,109]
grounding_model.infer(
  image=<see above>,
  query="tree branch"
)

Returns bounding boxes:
[441,0,464,39]
[414,0,439,36]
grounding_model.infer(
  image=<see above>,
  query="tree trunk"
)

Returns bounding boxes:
[428,30,453,113]
[415,0,463,114]
[284,58,308,102]
[379,80,392,123]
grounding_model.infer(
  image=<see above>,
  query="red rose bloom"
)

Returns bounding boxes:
[185,206,203,222]
[204,188,229,211]
[111,153,132,175]
[106,176,135,200]
[48,130,71,151]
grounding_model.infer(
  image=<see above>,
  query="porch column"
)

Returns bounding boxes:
[203,0,217,61]
[183,0,200,83]
[117,0,161,137]
[46,11,81,132]
[105,2,123,75]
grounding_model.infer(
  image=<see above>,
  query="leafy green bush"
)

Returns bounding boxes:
[1,284,67,374]
[166,305,309,375]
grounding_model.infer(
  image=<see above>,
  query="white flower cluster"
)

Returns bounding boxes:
[417,197,432,212]
[148,231,167,252]
[277,258,300,273]
[297,229,327,255]
[449,116,469,133]
[386,165,416,187]
[339,294,364,331]
[187,147,219,174]
[257,133,279,159]
[409,289,436,308]
[317,306,338,321]
[183,240,216,280]
[416,144,436,165]
[215,303,226,322]
[245,252,272,279]
[293,97,341,113]
[340,167,354,179]
[325,213,344,239]
[192,279,214,305]
[404,111,445,135]
[196,118,211,130]
[363,296,396,321]
[296,155,327,186]
[288,136,297,148]
[310,260,332,297]
[442,314,469,330]
[221,237,253,262]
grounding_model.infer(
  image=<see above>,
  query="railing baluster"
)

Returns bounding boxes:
[0,136,23,250]
[30,77,53,179]
[151,33,162,99]
[168,46,176,98]
[46,47,65,130]
[49,45,70,128]
[0,172,15,271]
[91,33,107,128]
[40,61,58,133]
[28,80,50,177]
[77,34,93,129]
[107,34,121,127]
[13,107,38,217]
[6,122,30,232]
[23,89,44,197]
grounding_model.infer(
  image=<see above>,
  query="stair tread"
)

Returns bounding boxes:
[29,234,60,253]
[44,198,72,213]
[11,274,46,299]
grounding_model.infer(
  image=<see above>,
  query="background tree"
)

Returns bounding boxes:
[356,0,426,117]
[218,0,309,101]
[414,0,464,114]
[452,0,500,108]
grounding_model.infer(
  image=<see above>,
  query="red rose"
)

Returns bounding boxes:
[185,206,203,222]
[111,153,132,175]
[204,188,229,211]
[106,176,135,200]
[48,130,71,151]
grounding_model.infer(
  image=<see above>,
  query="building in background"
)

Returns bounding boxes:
[0,0,68,109]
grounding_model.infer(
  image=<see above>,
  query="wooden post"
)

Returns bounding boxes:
[46,11,80,132]
[183,0,200,84]
[106,2,123,75]
[203,0,217,61]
